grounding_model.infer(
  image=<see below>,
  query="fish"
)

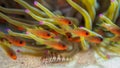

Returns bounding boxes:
[0,19,6,23]
[101,23,120,35]
[65,32,80,42]
[49,29,59,35]
[0,41,17,60]
[69,28,89,37]
[4,35,26,47]
[68,37,80,42]
[12,25,25,31]
[52,16,73,25]
[86,36,103,43]
[34,1,73,26]
[27,29,54,39]
[44,40,67,50]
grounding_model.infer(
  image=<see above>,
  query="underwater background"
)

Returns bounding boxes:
[0,0,120,68]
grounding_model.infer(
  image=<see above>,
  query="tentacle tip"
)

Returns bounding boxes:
[26,31,30,35]
[106,54,110,59]
[16,49,21,53]
[54,36,59,39]
[79,26,84,28]
[39,21,44,25]
[34,1,38,6]
[99,14,103,17]
[24,9,29,13]
[111,0,114,2]
[6,28,10,32]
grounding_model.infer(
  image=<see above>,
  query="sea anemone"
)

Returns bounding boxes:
[0,0,120,65]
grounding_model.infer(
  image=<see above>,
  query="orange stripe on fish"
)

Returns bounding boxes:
[102,23,120,35]
[49,29,59,35]
[70,28,89,37]
[0,19,6,23]
[44,40,67,50]
[68,37,80,42]
[0,41,17,60]
[65,32,80,42]
[27,29,53,39]
[11,25,25,31]
[86,36,103,43]
[52,16,73,25]
[4,36,26,47]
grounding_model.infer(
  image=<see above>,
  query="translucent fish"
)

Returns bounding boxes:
[0,41,17,60]
[4,35,26,47]
[44,40,67,50]
[27,28,54,39]
[86,36,103,43]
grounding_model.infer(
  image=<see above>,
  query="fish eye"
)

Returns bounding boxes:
[65,32,72,38]
[46,33,50,36]
[10,52,14,56]
[68,21,72,25]
[98,37,103,41]
[85,32,89,35]
[61,44,66,47]
[19,41,23,44]
[67,35,71,38]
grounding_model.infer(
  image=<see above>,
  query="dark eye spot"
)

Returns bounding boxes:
[67,35,71,38]
[10,52,14,56]
[46,33,50,36]
[65,32,72,38]
[99,37,103,41]
[19,41,23,44]
[60,43,66,47]
[85,32,89,35]
[1,3,6,7]
[68,21,72,25]
[0,38,5,42]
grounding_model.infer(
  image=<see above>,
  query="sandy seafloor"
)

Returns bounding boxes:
[0,47,120,68]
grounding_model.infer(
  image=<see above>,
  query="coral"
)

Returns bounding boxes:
[0,0,120,65]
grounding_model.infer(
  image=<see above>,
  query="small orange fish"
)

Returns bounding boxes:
[66,32,80,42]
[68,37,80,42]
[94,28,105,36]
[44,40,67,50]
[27,29,53,39]
[70,28,89,37]
[86,36,103,43]
[4,36,26,47]
[14,25,25,31]
[102,23,120,35]
[0,41,17,60]
[49,29,59,35]
[0,19,6,23]
[53,17,72,25]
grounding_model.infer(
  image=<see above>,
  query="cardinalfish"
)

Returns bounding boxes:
[68,37,80,42]
[0,18,6,23]
[86,36,103,43]
[44,40,67,50]
[99,14,120,35]
[33,1,73,26]
[65,32,80,42]
[101,23,120,35]
[49,29,59,36]
[4,35,26,47]
[51,16,73,26]
[27,33,67,50]
[0,40,17,60]
[69,27,90,37]
[27,28,55,39]
[0,31,26,47]
[11,25,25,31]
